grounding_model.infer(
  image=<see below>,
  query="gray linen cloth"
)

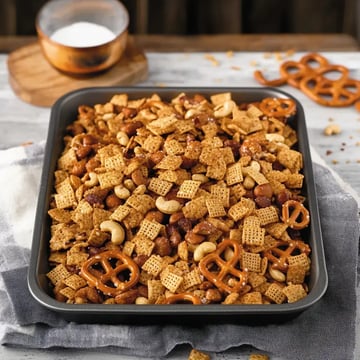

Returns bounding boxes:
[0,142,359,360]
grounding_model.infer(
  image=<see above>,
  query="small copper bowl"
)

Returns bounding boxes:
[36,0,129,75]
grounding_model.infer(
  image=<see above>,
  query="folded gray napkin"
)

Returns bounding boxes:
[0,143,359,360]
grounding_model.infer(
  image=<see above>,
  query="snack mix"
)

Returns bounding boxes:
[46,91,311,305]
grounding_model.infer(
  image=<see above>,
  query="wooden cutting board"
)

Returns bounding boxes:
[7,36,148,107]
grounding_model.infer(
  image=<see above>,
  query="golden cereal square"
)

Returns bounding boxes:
[182,196,208,220]
[242,252,262,272]
[92,208,112,228]
[206,158,227,180]
[126,194,155,214]
[160,271,183,293]
[164,139,185,155]
[66,251,89,267]
[177,180,202,199]
[220,147,235,164]
[206,197,226,217]
[110,205,131,222]
[226,162,243,185]
[48,251,67,265]
[63,274,87,290]
[59,287,76,300]
[147,115,178,135]
[199,146,218,165]
[48,208,73,223]
[147,279,165,303]
[57,149,77,171]
[231,183,247,200]
[155,155,183,170]
[277,148,303,173]
[158,170,178,183]
[142,255,164,277]
[248,272,267,288]
[133,234,155,256]
[282,284,307,303]
[241,291,263,304]
[143,135,164,153]
[122,240,135,256]
[201,123,218,138]
[201,136,223,148]
[148,178,173,196]
[265,222,288,239]
[182,269,202,289]
[286,264,306,284]
[288,253,310,271]
[137,219,163,240]
[210,92,231,106]
[228,202,249,221]
[103,154,125,170]
[285,173,304,189]
[123,208,144,229]
[243,215,261,228]
[110,94,128,106]
[175,120,196,134]
[88,228,109,247]
[97,170,124,189]
[255,206,279,226]
[188,349,210,360]
[55,178,76,209]
[210,185,230,207]
[46,264,71,286]
[246,104,263,118]
[265,283,286,304]
[242,226,265,246]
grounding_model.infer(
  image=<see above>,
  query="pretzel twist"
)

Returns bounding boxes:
[80,250,140,296]
[164,293,202,304]
[282,200,310,230]
[259,97,296,118]
[263,240,311,272]
[199,239,248,294]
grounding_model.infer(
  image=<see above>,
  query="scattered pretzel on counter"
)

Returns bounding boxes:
[46,91,312,305]
[254,52,360,109]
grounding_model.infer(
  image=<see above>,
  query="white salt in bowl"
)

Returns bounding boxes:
[36,0,129,75]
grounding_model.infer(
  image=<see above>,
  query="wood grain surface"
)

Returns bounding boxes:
[7,36,148,107]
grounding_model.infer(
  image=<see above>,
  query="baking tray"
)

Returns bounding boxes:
[28,87,328,323]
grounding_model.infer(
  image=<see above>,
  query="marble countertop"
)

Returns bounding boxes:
[0,49,359,360]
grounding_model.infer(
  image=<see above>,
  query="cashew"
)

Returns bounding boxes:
[123,179,136,191]
[84,172,98,187]
[184,108,202,119]
[192,174,209,183]
[133,184,147,195]
[265,133,285,143]
[324,124,341,136]
[100,220,125,245]
[114,185,131,199]
[214,100,236,118]
[243,175,255,189]
[269,267,286,282]
[116,131,130,146]
[193,241,217,262]
[135,297,149,305]
[249,160,261,172]
[155,196,182,214]
[224,247,235,261]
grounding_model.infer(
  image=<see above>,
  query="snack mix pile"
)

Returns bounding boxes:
[46,92,311,305]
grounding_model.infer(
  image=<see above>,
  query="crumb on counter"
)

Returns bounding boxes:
[324,124,341,136]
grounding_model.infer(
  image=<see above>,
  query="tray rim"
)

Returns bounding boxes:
[28,86,328,319]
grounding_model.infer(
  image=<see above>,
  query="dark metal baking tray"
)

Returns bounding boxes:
[28,87,328,323]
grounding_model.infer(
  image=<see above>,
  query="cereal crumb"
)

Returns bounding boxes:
[188,348,211,360]
[249,354,270,360]
[324,124,341,136]
[231,65,241,70]
[325,150,333,156]
[204,54,219,66]
[226,50,234,58]
[332,159,339,164]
